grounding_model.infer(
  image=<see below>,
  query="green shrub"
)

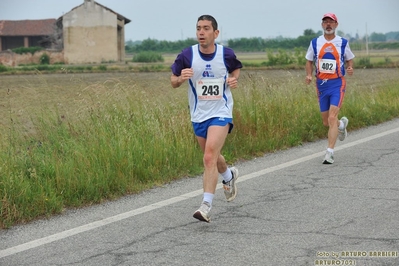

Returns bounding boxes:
[132,52,164,63]
[266,49,295,66]
[39,53,50,65]
[294,47,307,65]
[0,64,7,73]
[98,65,107,71]
[138,64,166,72]
[36,65,50,71]
[12,46,44,55]
[357,57,372,68]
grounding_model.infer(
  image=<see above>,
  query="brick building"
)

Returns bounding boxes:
[0,19,57,51]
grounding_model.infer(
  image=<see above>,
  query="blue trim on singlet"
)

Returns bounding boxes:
[312,38,317,61]
[340,38,348,76]
[311,38,318,75]
[220,47,229,107]
[189,46,197,112]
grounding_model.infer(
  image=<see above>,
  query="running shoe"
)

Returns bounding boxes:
[322,151,334,164]
[193,202,211,222]
[338,117,349,141]
[222,167,239,202]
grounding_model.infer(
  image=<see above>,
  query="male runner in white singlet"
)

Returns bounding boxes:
[171,15,242,222]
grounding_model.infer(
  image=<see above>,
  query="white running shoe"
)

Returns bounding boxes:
[222,167,239,202]
[193,202,211,222]
[338,117,349,141]
[323,151,334,164]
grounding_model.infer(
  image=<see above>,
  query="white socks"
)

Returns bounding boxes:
[203,192,214,206]
[221,168,233,183]
[338,120,344,131]
[202,168,233,207]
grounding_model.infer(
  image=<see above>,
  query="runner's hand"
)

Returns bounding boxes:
[347,67,354,76]
[305,75,312,84]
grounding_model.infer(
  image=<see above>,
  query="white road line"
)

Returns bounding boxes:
[1,127,398,259]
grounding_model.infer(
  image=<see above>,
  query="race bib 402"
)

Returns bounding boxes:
[318,59,337,74]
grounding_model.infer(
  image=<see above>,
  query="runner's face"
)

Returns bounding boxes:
[322,19,337,34]
[196,20,219,48]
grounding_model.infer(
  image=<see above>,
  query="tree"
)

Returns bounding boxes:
[369,32,386,42]
[303,29,316,36]
[385,31,399,41]
[337,30,345,37]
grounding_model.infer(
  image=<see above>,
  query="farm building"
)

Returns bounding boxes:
[0,0,131,64]
[0,19,57,51]
[59,0,131,64]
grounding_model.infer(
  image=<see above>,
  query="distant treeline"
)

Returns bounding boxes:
[126,29,399,53]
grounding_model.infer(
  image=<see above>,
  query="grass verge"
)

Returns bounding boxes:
[0,69,398,228]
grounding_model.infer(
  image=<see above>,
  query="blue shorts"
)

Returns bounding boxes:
[192,117,233,138]
[316,77,346,112]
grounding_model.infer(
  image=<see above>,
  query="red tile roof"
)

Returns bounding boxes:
[0,19,56,37]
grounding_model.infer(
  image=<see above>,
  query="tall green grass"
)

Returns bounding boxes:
[1,70,398,228]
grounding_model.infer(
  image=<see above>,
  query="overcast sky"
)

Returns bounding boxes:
[1,0,398,41]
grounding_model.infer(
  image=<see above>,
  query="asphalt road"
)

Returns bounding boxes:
[1,118,398,266]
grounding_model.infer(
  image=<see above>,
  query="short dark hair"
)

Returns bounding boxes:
[197,15,218,30]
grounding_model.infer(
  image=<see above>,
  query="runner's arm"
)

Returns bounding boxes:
[305,60,314,84]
